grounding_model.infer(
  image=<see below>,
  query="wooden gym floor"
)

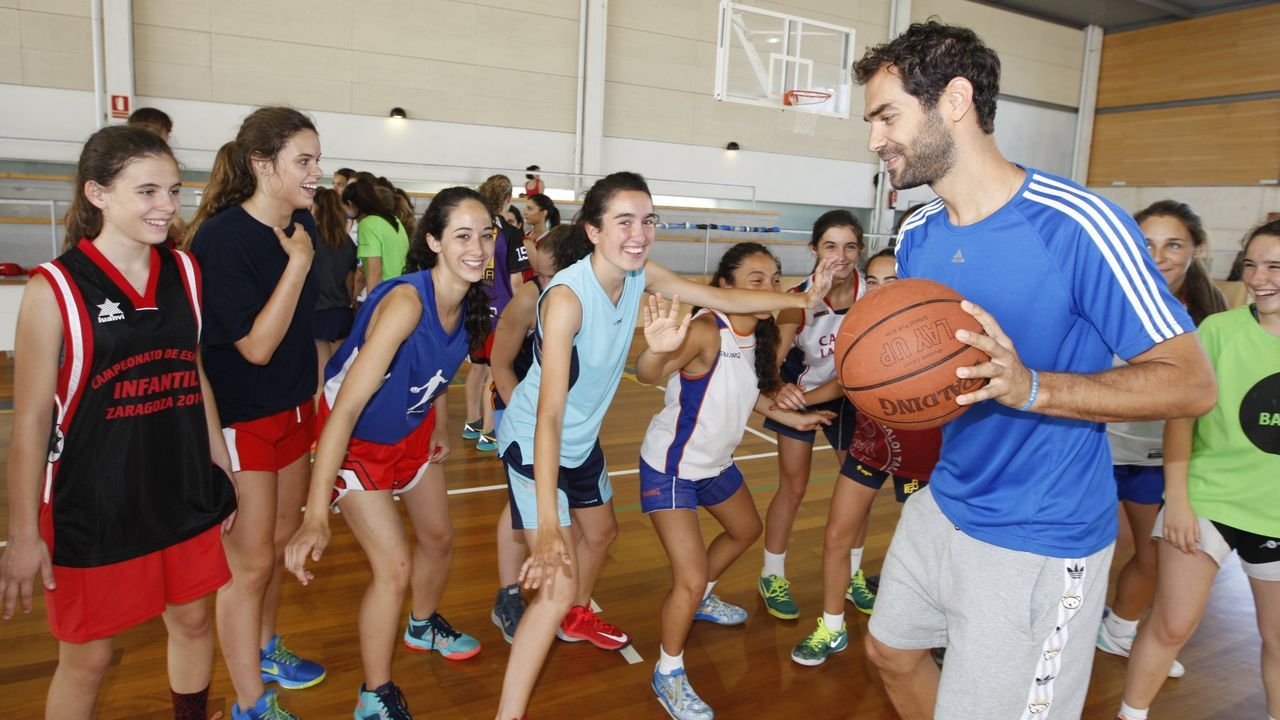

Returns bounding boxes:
[0,341,1266,718]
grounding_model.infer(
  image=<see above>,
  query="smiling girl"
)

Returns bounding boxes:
[493,171,835,720]
[284,187,493,719]
[188,106,324,720]
[636,243,837,719]
[1099,200,1227,679]
[0,126,236,720]
[758,210,867,621]
[1118,219,1280,720]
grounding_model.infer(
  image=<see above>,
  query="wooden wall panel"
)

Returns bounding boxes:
[1088,99,1280,186]
[1097,4,1280,108]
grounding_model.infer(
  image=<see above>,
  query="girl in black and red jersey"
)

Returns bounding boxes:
[0,126,237,720]
[186,107,324,720]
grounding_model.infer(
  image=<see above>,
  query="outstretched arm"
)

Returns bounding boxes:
[645,259,836,313]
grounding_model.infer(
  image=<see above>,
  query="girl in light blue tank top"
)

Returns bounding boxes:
[495,172,838,720]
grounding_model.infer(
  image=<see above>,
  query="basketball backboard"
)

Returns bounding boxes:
[713,1,855,119]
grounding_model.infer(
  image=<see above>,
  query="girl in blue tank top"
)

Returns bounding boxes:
[495,172,838,720]
[284,188,494,719]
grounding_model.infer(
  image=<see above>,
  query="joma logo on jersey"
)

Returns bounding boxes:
[97,298,125,323]
[879,319,955,367]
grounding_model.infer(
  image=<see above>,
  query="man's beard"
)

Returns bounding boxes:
[885,109,955,190]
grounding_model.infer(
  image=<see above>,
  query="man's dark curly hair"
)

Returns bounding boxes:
[853,20,1000,134]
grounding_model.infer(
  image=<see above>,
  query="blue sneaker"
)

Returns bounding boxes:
[260,634,326,690]
[231,689,297,720]
[491,584,526,644]
[693,594,747,626]
[476,432,498,452]
[462,419,483,440]
[651,665,713,720]
[403,612,481,659]
[354,681,412,720]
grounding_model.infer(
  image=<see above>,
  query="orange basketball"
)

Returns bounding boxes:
[835,278,990,430]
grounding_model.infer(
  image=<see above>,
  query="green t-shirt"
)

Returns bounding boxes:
[1187,305,1280,536]
[356,215,409,280]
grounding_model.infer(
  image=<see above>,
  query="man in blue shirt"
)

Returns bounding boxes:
[853,22,1217,720]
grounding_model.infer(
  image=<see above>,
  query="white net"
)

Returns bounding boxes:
[792,108,819,136]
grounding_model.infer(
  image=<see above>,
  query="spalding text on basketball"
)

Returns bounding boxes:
[877,376,986,416]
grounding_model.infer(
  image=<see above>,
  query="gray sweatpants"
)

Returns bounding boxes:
[868,486,1113,720]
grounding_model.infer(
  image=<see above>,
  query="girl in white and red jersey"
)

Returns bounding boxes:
[636,243,836,719]
[0,126,236,720]
[778,249,942,667]
[758,210,867,620]
[284,187,495,719]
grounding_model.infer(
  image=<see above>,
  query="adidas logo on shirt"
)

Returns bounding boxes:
[97,298,125,323]
[951,249,965,263]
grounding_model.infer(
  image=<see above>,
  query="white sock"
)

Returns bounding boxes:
[703,580,717,601]
[1105,610,1139,638]
[1117,701,1148,720]
[658,647,683,674]
[850,547,864,577]
[763,549,786,578]
[823,612,845,633]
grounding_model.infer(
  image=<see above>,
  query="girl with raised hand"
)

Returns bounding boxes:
[488,225,593,644]
[284,187,493,720]
[187,106,324,720]
[758,210,867,621]
[493,171,835,720]
[0,126,236,720]
[1100,200,1227,679]
[775,248,941,668]
[636,243,836,719]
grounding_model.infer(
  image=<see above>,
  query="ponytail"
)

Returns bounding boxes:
[186,106,317,243]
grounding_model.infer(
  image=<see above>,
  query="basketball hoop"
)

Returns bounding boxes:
[783,90,831,137]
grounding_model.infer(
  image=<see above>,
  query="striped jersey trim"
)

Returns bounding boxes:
[1023,175,1182,345]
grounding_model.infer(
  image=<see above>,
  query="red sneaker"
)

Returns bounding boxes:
[556,605,630,650]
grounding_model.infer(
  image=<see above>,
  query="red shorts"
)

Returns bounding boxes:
[331,406,438,506]
[467,332,496,365]
[223,400,316,473]
[44,524,230,643]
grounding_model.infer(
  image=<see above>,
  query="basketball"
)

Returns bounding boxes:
[835,278,990,429]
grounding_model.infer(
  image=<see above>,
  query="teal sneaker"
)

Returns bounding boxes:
[354,681,412,720]
[403,612,481,660]
[693,594,747,626]
[476,432,498,452]
[758,574,798,619]
[462,419,483,440]
[790,617,848,666]
[845,569,876,615]
[260,634,326,690]
[231,689,297,720]
[652,665,714,720]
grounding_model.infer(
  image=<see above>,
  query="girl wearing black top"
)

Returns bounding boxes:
[188,106,324,720]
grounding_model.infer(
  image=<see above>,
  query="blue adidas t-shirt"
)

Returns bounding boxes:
[895,168,1193,557]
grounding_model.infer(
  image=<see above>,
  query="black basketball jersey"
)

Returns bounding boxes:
[35,240,236,568]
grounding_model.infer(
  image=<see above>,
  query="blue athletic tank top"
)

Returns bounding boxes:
[323,270,469,445]
[498,255,646,467]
